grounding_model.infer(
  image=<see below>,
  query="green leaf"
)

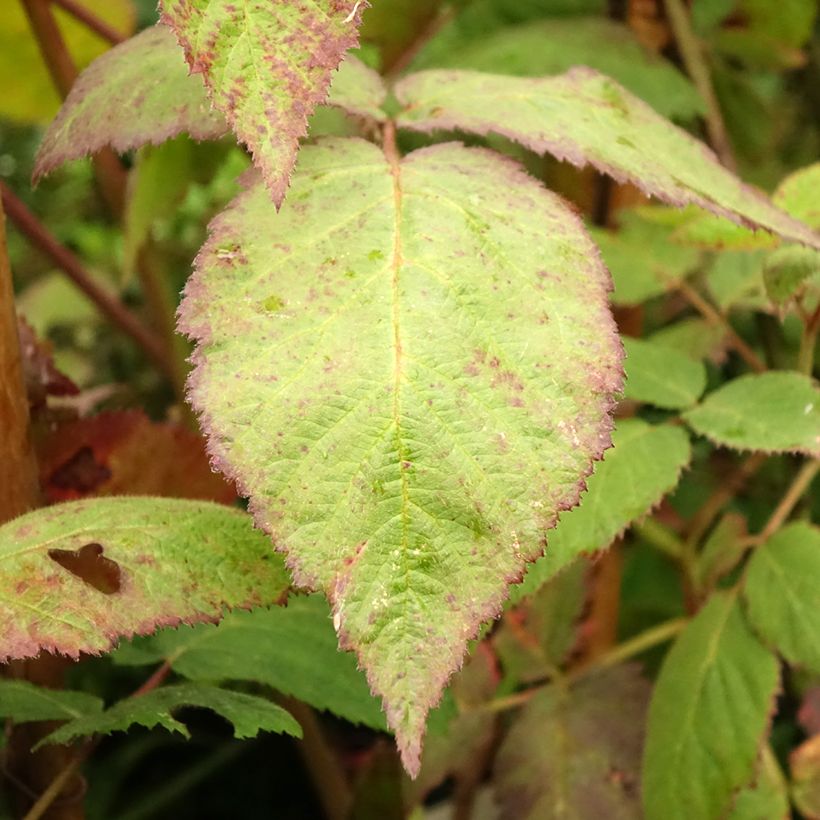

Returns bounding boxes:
[591,213,699,306]
[696,512,748,591]
[41,683,301,747]
[114,595,386,731]
[622,336,707,409]
[670,210,778,251]
[0,498,290,662]
[743,522,820,674]
[792,735,820,820]
[179,137,622,774]
[34,25,384,185]
[649,318,728,364]
[0,680,102,723]
[727,748,789,820]
[774,163,820,229]
[395,69,820,248]
[704,251,769,312]
[763,245,820,305]
[494,665,650,819]
[514,420,691,601]
[411,17,703,121]
[642,592,780,820]
[159,0,372,205]
[684,372,820,456]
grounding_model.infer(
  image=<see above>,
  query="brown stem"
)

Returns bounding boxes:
[49,0,125,45]
[1,183,170,378]
[677,279,766,373]
[129,661,172,699]
[663,0,736,170]
[797,304,820,375]
[384,6,456,79]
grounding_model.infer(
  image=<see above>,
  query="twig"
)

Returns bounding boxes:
[1,183,170,377]
[797,304,820,375]
[22,754,84,820]
[663,0,736,170]
[678,279,766,373]
[129,661,172,699]
[49,0,125,45]
[753,459,819,546]
[384,6,456,79]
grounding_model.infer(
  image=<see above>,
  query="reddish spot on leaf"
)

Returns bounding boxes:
[48,543,122,595]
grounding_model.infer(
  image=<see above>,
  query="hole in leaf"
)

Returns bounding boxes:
[48,543,122,594]
[48,446,111,493]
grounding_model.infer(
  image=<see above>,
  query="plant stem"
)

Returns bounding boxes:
[797,304,820,375]
[128,661,172,698]
[677,279,766,373]
[49,0,125,45]
[754,459,819,545]
[663,0,736,170]
[0,183,170,378]
[22,754,84,820]
[635,518,685,560]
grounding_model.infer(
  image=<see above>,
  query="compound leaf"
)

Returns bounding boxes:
[159,0,371,205]
[114,594,386,730]
[642,592,779,820]
[0,498,290,662]
[395,69,820,248]
[179,137,622,773]
[684,372,820,456]
[744,522,820,674]
[0,680,102,723]
[622,336,707,409]
[513,420,691,601]
[494,664,650,819]
[41,683,301,747]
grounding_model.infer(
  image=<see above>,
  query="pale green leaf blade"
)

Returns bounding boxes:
[727,748,789,820]
[41,683,301,747]
[179,137,622,773]
[513,420,691,601]
[159,0,372,205]
[622,336,707,409]
[649,318,728,364]
[412,17,704,121]
[774,162,820,229]
[494,665,650,819]
[114,595,386,730]
[642,592,780,820]
[696,512,748,591]
[743,522,820,674]
[0,680,102,723]
[395,69,820,248]
[763,245,820,304]
[684,372,820,455]
[0,498,290,662]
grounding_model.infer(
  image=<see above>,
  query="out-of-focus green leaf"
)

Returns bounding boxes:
[696,512,748,591]
[412,18,703,121]
[114,595,386,731]
[41,684,301,747]
[0,680,102,723]
[727,747,789,820]
[0,0,134,124]
[622,336,707,409]
[763,245,820,304]
[684,372,820,455]
[705,251,769,312]
[775,163,820,228]
[648,318,728,364]
[744,522,820,673]
[642,592,779,820]
[592,214,699,306]
[514,420,691,601]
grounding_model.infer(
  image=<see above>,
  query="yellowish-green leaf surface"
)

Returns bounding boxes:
[0,498,290,662]
[395,69,820,249]
[0,680,102,723]
[642,592,779,820]
[159,0,371,205]
[179,137,622,773]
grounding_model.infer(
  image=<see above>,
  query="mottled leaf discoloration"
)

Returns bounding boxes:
[180,137,622,773]
[0,498,291,662]
[160,0,370,205]
[396,68,820,249]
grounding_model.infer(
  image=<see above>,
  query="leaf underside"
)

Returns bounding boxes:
[179,137,622,773]
[159,0,369,205]
[0,498,290,661]
[395,68,820,249]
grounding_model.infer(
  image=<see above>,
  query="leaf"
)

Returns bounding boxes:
[37,411,235,504]
[114,595,386,731]
[705,251,769,312]
[649,318,728,365]
[0,0,134,124]
[513,420,691,602]
[0,680,102,723]
[40,683,301,747]
[642,592,780,820]
[727,748,789,820]
[591,213,699,306]
[763,245,820,305]
[395,69,820,248]
[0,498,290,662]
[684,372,820,456]
[179,137,622,774]
[743,522,820,674]
[696,512,748,591]
[622,336,707,410]
[411,18,703,121]
[159,0,372,205]
[774,163,820,229]
[494,665,650,819]
[793,734,820,820]
[34,25,384,184]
